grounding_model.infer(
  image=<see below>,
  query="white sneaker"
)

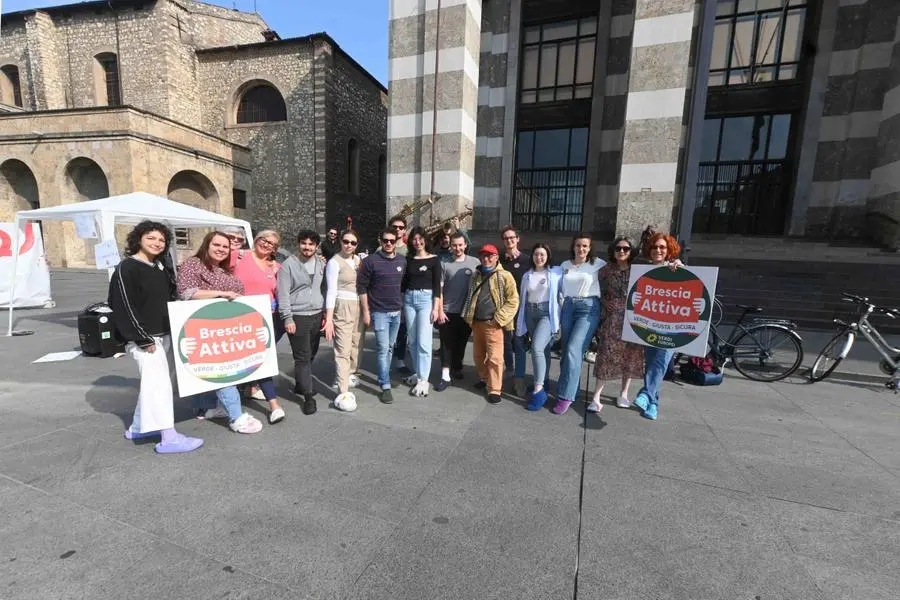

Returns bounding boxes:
[585,351,597,364]
[229,413,263,434]
[348,374,360,388]
[334,392,358,412]
[403,374,419,386]
[411,381,430,397]
[616,394,631,409]
[204,406,229,420]
[250,386,266,401]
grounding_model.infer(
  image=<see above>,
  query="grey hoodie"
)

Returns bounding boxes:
[276,255,325,324]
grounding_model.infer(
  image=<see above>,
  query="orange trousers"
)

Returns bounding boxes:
[472,320,505,395]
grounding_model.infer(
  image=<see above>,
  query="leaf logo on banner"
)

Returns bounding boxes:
[625,267,713,350]
[177,300,273,384]
[0,226,36,258]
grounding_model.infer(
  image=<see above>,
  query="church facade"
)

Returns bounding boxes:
[0,0,387,266]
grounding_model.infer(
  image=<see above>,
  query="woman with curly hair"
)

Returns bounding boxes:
[108,220,203,454]
[589,236,644,413]
[632,232,684,420]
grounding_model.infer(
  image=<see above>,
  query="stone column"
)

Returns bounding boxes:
[24,11,67,110]
[615,0,700,240]
[387,0,482,227]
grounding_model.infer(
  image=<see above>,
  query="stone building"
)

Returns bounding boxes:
[387,0,900,248]
[0,0,387,267]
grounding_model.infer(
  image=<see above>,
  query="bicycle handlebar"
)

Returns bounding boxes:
[841,292,900,318]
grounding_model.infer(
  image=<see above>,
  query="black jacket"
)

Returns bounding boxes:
[108,256,176,348]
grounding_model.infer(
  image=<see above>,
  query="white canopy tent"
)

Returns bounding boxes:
[6,191,253,336]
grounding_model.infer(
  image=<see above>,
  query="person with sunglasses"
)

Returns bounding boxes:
[223,226,248,269]
[233,229,286,423]
[277,229,326,416]
[588,236,644,413]
[321,226,340,261]
[323,228,364,411]
[632,232,684,421]
[358,227,407,404]
[387,215,413,376]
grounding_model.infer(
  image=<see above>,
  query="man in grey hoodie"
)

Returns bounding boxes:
[277,229,325,415]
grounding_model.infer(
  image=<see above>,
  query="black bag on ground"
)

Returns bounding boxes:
[78,302,124,358]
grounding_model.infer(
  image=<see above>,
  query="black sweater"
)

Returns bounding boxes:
[108,256,176,348]
[402,255,442,297]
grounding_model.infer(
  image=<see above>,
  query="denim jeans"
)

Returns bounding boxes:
[524,302,553,388]
[372,311,402,389]
[639,347,675,406]
[504,330,527,378]
[557,297,601,401]
[403,289,434,382]
[190,385,242,422]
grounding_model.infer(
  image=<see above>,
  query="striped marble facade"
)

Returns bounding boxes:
[614,0,699,241]
[387,0,482,225]
[808,0,900,243]
[473,0,514,231]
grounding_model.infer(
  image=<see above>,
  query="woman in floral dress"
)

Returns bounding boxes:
[589,236,644,413]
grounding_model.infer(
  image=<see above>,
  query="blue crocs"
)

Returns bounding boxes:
[526,389,548,411]
[642,402,658,420]
[633,392,650,412]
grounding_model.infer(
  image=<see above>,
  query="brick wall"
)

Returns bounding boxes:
[324,47,388,249]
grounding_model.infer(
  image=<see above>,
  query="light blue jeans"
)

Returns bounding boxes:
[524,302,553,388]
[190,385,242,422]
[403,289,434,383]
[372,311,402,390]
[557,297,601,401]
[639,347,675,406]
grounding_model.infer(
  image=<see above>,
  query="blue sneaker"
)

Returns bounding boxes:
[643,402,658,420]
[633,392,650,412]
[526,389,548,411]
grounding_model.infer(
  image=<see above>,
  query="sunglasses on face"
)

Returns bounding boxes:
[229,236,244,244]
[381,238,396,245]
[652,244,668,250]
[342,239,358,246]
[615,246,631,253]
[502,236,517,241]
[392,224,405,230]
[257,239,278,248]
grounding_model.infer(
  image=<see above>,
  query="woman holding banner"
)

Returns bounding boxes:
[233,229,286,424]
[108,221,204,454]
[176,231,264,434]
[632,232,684,421]
[589,236,644,413]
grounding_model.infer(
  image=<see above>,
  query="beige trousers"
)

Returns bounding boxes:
[333,298,363,393]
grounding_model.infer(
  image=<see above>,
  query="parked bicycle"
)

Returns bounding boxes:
[809,293,900,390]
[703,297,805,382]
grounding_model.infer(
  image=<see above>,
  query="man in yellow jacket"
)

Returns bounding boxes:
[463,244,520,404]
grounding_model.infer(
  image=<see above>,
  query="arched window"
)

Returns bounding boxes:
[236,84,287,123]
[0,65,22,107]
[348,138,360,195]
[94,53,121,106]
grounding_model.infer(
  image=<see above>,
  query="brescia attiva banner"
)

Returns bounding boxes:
[167,294,279,396]
[622,264,719,357]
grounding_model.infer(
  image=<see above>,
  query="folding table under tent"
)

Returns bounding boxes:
[6,191,253,336]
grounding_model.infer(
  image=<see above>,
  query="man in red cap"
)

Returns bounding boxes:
[461,243,519,403]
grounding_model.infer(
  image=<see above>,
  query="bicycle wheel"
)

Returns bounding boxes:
[809,330,854,383]
[730,324,804,382]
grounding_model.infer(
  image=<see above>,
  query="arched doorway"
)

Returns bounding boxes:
[0,159,39,222]
[168,170,219,260]
[64,157,109,266]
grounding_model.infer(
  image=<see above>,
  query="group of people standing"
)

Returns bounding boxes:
[109,215,684,455]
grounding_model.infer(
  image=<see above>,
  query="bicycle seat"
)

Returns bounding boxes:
[736,304,764,313]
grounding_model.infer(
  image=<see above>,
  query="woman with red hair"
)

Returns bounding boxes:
[632,232,683,420]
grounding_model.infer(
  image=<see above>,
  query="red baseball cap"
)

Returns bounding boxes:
[478,244,499,256]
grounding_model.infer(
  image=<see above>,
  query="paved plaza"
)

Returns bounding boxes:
[1,270,899,599]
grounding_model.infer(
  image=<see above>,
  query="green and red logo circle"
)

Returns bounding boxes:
[177,301,272,384]
[626,267,712,349]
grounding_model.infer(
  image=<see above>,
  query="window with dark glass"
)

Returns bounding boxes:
[236,84,287,124]
[174,228,191,249]
[95,53,121,106]
[693,113,792,234]
[0,65,23,107]
[520,17,597,104]
[709,0,807,87]
[233,189,247,210]
[513,127,588,232]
